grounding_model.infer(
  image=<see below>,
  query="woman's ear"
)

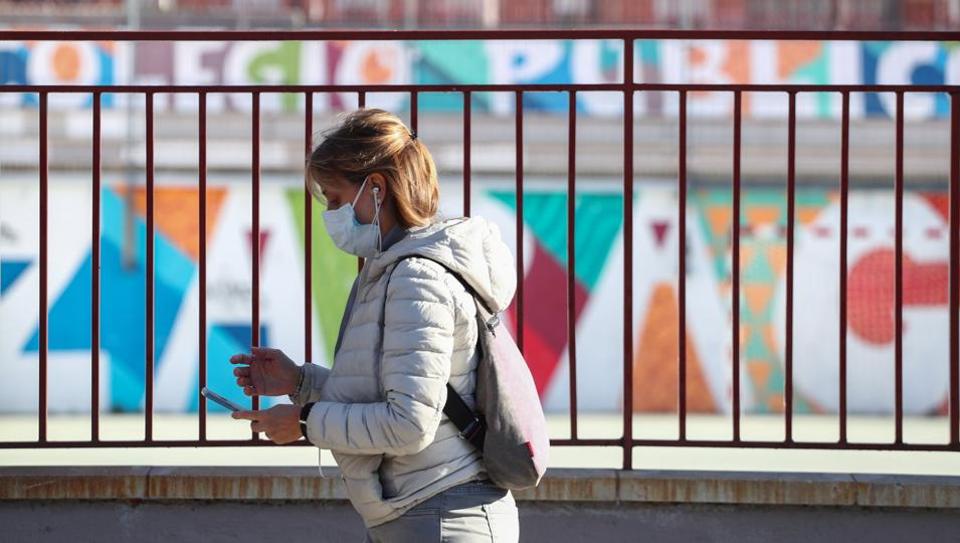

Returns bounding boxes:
[368,173,387,203]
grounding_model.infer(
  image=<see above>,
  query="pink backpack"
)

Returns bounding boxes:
[387,255,550,490]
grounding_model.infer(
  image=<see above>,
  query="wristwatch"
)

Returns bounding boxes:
[299,402,315,441]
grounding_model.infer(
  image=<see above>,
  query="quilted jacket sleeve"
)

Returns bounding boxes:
[302,258,455,456]
[287,363,332,406]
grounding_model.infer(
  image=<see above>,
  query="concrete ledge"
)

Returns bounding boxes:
[3,467,960,509]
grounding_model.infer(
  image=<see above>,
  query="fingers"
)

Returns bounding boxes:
[229,353,253,365]
[235,380,256,394]
[231,409,260,421]
[233,366,255,393]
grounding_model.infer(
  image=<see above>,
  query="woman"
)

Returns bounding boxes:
[229,108,520,542]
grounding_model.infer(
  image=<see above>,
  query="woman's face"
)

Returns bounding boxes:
[318,173,385,225]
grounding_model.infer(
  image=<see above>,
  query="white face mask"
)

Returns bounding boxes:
[321,176,383,258]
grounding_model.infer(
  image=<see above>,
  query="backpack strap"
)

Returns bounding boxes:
[387,254,489,452]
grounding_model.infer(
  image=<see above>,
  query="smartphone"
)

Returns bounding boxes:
[200,386,245,412]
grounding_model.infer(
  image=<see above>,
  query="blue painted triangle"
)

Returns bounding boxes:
[1,260,30,295]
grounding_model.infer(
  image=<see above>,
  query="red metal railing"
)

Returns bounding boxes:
[1,30,959,472]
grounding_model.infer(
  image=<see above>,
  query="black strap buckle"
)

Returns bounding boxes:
[459,415,486,452]
[459,416,484,441]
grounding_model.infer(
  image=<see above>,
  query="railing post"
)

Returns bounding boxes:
[623,37,635,470]
[199,91,208,441]
[463,91,472,217]
[304,91,313,365]
[678,89,688,442]
[567,89,579,440]
[839,90,850,444]
[92,91,102,443]
[145,91,155,443]
[951,92,960,448]
[951,91,960,448]
[732,89,742,442]
[785,90,796,444]
[251,91,261,439]
[515,90,525,354]
[38,91,48,443]
[895,90,905,445]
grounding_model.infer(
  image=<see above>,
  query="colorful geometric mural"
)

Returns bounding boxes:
[2,35,958,119]
[0,180,953,416]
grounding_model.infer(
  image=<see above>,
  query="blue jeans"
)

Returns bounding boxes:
[363,479,519,542]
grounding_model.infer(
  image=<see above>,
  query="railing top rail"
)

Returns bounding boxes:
[2,28,960,42]
[3,84,959,93]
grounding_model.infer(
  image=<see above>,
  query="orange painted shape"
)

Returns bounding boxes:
[689,45,708,67]
[776,41,822,80]
[707,206,732,239]
[746,206,779,227]
[766,393,785,413]
[722,41,750,84]
[116,185,228,261]
[718,280,731,302]
[797,206,824,225]
[768,245,787,277]
[762,326,779,355]
[743,284,774,317]
[746,360,772,391]
[53,44,81,81]
[362,50,393,85]
[633,282,717,413]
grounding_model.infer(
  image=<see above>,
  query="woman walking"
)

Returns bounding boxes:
[229,108,520,542]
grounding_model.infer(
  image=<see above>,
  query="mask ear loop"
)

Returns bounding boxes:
[372,186,382,254]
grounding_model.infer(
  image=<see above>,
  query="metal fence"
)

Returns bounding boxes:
[1,29,959,470]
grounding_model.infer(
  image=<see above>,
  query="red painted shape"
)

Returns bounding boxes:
[505,243,590,396]
[919,192,949,223]
[245,230,271,268]
[847,248,948,345]
[651,220,670,248]
[509,325,555,397]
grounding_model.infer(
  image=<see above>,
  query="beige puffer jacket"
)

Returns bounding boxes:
[289,215,517,528]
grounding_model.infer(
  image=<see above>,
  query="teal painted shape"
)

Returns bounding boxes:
[189,324,270,413]
[0,260,30,295]
[743,241,775,283]
[488,190,624,290]
[574,194,624,289]
[415,41,491,112]
[744,326,768,359]
[637,40,659,64]
[416,41,489,84]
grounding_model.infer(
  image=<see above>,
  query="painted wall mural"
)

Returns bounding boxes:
[2,179,952,415]
[2,35,959,119]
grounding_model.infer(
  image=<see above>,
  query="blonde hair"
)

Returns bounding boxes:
[307,108,440,228]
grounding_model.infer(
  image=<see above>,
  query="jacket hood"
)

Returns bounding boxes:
[363,216,517,313]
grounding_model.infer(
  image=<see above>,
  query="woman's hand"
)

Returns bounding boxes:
[229,346,300,397]
[231,404,303,444]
